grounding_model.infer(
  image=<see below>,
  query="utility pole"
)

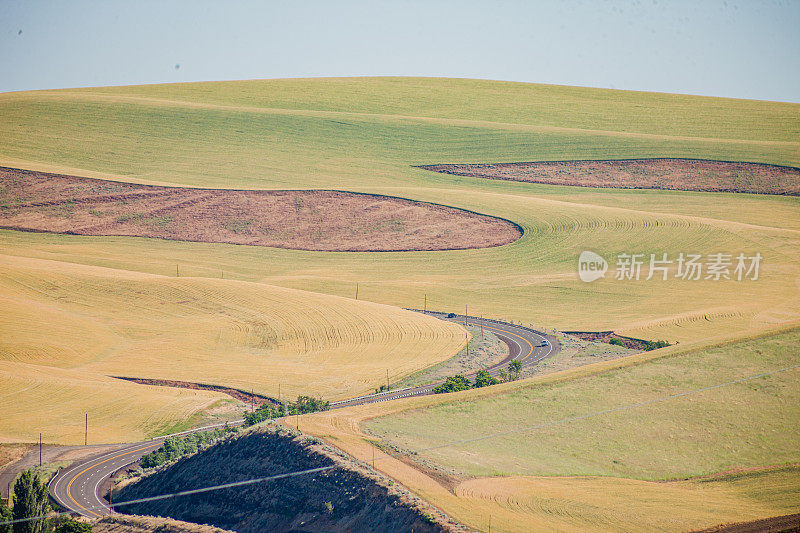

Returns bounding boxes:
[176,264,179,277]
[39,433,42,466]
[464,304,468,327]
[480,315,484,339]
[85,413,88,446]
[423,294,427,314]
[386,369,390,391]
[109,486,113,514]
[355,283,359,300]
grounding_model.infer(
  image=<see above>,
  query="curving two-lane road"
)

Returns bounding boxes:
[333,311,559,407]
[48,312,560,518]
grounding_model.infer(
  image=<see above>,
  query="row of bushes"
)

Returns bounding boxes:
[433,362,524,394]
[609,337,669,351]
[140,426,238,469]
[243,395,330,426]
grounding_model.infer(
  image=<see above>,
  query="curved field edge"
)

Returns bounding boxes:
[298,323,800,532]
[0,167,521,252]
[418,158,800,196]
[0,78,798,349]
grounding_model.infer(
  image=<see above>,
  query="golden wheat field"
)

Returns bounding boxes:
[0,252,465,443]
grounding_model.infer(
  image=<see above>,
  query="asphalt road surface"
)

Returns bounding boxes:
[47,312,560,518]
[333,311,559,407]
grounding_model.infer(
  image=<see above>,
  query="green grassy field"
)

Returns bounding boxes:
[298,327,800,531]
[365,327,800,480]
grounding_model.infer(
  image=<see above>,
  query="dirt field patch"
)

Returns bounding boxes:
[695,512,800,533]
[112,377,275,407]
[563,330,657,351]
[0,167,521,251]
[419,158,800,195]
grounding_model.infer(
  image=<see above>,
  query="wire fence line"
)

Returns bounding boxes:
[3,362,798,527]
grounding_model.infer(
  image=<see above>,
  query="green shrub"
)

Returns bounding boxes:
[643,339,669,351]
[53,516,93,532]
[474,370,499,388]
[433,374,472,393]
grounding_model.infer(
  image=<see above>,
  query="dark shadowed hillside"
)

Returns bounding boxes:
[115,425,461,533]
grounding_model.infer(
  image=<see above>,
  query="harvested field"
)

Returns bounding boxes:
[0,167,520,251]
[419,158,800,195]
[0,253,467,443]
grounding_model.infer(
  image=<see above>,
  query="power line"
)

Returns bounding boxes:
[4,362,798,527]
[0,466,337,526]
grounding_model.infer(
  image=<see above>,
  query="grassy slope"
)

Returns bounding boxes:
[303,326,800,532]
[365,328,800,480]
[0,253,465,443]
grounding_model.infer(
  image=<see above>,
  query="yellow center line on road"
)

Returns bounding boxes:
[66,442,161,517]
[480,324,536,361]
[63,325,533,517]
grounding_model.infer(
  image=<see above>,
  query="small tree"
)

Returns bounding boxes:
[474,370,499,388]
[11,469,49,533]
[508,360,523,381]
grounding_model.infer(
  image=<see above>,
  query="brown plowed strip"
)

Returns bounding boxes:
[694,513,800,533]
[563,330,655,350]
[0,167,521,251]
[419,158,800,196]
[112,376,276,407]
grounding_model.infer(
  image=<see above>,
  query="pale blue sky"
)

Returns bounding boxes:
[1,0,799,102]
